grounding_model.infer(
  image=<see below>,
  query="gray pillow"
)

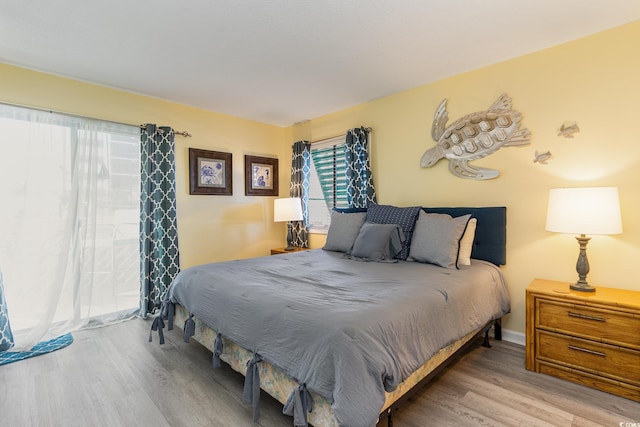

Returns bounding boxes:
[323,211,367,253]
[408,212,471,269]
[365,204,420,260]
[350,222,405,261]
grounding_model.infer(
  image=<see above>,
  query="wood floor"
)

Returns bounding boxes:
[1,318,638,427]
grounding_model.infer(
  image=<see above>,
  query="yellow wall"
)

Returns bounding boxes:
[291,21,640,335]
[3,20,640,336]
[0,63,289,269]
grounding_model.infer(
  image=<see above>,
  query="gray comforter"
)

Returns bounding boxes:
[163,249,510,427]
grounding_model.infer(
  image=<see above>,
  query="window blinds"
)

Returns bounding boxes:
[308,136,348,230]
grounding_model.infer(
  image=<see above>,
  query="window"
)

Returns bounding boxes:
[308,136,348,232]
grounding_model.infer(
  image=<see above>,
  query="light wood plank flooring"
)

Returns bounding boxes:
[1,318,638,426]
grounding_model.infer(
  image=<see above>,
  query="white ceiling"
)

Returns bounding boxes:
[2,1,640,127]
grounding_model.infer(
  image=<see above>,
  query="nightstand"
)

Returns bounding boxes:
[270,247,309,255]
[526,278,640,402]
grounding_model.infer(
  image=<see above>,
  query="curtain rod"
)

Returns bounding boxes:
[139,124,192,137]
[1,101,192,137]
[311,127,372,144]
[312,134,345,144]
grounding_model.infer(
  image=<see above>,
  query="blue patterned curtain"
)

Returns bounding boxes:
[140,124,181,318]
[345,127,377,208]
[290,141,311,248]
[0,272,14,352]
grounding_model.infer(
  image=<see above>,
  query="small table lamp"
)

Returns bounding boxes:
[274,197,303,251]
[545,187,622,292]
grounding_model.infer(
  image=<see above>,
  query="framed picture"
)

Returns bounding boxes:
[244,155,279,196]
[189,148,232,195]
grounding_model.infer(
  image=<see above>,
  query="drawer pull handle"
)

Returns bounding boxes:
[567,345,606,357]
[567,311,606,322]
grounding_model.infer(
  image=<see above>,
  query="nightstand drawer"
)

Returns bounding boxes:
[536,299,640,349]
[536,330,640,386]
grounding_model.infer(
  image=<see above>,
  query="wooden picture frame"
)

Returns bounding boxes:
[189,148,233,195]
[244,155,279,196]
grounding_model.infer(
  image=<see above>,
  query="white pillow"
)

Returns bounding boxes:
[458,218,477,266]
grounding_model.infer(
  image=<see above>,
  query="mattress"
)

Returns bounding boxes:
[161,249,510,426]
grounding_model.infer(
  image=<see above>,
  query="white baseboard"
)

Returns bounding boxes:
[499,328,525,346]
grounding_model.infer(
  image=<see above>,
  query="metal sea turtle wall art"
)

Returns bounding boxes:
[421,93,531,180]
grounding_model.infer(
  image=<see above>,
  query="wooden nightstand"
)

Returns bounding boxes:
[270,247,309,255]
[526,278,640,402]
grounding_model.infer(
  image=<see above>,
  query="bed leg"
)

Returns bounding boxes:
[494,319,502,341]
[482,328,491,348]
[387,408,394,427]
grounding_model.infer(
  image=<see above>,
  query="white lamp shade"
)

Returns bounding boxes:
[274,198,303,222]
[545,187,622,235]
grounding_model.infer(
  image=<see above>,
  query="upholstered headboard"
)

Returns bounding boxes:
[423,207,507,266]
[335,205,507,266]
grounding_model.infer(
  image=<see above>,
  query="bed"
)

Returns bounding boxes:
[152,205,509,427]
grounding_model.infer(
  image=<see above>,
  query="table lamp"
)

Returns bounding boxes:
[545,187,622,292]
[274,198,303,251]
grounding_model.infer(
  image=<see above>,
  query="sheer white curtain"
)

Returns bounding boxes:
[0,104,140,350]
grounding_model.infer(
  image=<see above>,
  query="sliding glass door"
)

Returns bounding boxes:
[0,104,140,349]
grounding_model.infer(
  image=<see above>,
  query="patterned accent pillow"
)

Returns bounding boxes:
[0,272,15,352]
[408,212,471,269]
[365,204,421,260]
